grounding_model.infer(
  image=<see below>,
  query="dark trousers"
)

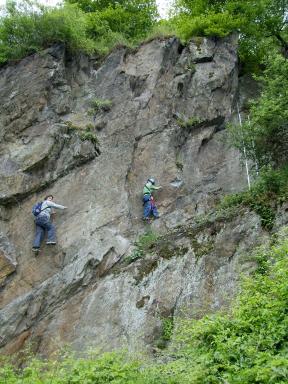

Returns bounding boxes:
[33,215,56,248]
[143,195,159,218]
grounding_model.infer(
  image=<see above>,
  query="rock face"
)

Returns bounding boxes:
[0,35,271,356]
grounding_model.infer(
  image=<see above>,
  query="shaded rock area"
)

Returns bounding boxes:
[0,35,275,356]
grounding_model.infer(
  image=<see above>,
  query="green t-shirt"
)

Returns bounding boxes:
[143,182,161,195]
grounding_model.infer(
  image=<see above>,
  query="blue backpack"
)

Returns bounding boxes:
[32,201,43,217]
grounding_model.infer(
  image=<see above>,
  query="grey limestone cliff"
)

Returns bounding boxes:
[0,35,274,356]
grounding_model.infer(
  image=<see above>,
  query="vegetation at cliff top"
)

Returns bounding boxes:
[1,228,288,383]
[170,0,288,72]
[0,0,158,63]
[0,0,287,71]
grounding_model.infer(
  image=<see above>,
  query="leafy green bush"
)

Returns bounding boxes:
[67,0,158,41]
[219,166,288,229]
[0,0,158,65]
[0,351,141,383]
[173,11,242,41]
[162,317,174,342]
[177,116,201,129]
[136,231,158,249]
[142,20,177,42]
[0,1,95,64]
[164,231,288,383]
[91,98,113,113]
[86,12,130,55]
[170,0,288,72]
[64,121,99,145]
[228,54,288,169]
[79,130,99,145]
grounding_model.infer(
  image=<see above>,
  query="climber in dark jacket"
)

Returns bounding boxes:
[32,195,67,252]
[143,178,162,221]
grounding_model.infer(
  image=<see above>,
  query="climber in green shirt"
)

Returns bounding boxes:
[143,178,162,221]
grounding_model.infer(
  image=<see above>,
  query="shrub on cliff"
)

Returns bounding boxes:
[0,1,95,64]
[219,165,288,229]
[0,0,158,64]
[66,0,159,41]
[170,0,288,72]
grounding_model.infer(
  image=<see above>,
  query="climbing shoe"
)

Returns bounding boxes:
[46,241,56,245]
[32,247,40,253]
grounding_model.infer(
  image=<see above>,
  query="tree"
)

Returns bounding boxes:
[228,54,288,169]
[66,0,158,40]
[171,0,288,68]
[0,1,95,64]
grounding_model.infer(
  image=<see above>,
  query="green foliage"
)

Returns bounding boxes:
[165,231,288,383]
[79,130,99,145]
[0,0,158,64]
[126,247,144,264]
[155,316,175,350]
[228,54,288,169]
[219,166,288,229]
[66,0,159,41]
[136,231,158,249]
[142,19,177,42]
[162,317,174,341]
[0,1,95,64]
[0,351,141,383]
[170,0,288,71]
[66,0,124,13]
[126,231,158,264]
[177,116,201,128]
[84,11,128,54]
[173,10,242,40]
[64,120,99,145]
[90,98,113,113]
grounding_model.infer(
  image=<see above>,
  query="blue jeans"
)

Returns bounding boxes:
[143,196,159,219]
[33,215,56,248]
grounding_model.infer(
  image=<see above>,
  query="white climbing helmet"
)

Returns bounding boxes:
[147,178,155,185]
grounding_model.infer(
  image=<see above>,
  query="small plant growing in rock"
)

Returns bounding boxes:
[162,316,174,341]
[137,231,158,249]
[79,130,99,145]
[64,121,99,146]
[126,248,143,264]
[65,120,81,131]
[125,231,159,264]
[177,116,201,129]
[88,98,112,116]
[155,316,175,350]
